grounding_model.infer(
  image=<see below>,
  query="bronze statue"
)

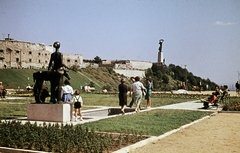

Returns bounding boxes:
[33,41,70,103]
[48,41,63,71]
[47,41,70,103]
[33,71,51,103]
[159,39,164,52]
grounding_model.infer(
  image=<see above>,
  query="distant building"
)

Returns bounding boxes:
[63,54,83,69]
[0,36,83,69]
[0,36,160,79]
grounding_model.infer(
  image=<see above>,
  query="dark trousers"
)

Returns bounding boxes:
[203,102,209,108]
[128,97,134,108]
[128,97,141,109]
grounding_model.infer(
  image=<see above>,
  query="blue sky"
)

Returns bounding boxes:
[0,0,240,87]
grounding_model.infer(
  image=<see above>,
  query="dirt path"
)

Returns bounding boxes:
[130,113,240,153]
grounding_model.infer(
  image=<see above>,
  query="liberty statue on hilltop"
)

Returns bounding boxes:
[157,39,164,64]
[159,39,164,52]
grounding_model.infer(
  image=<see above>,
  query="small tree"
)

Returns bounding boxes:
[102,84,112,92]
[94,56,102,64]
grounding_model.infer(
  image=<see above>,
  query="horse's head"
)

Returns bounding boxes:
[33,71,43,82]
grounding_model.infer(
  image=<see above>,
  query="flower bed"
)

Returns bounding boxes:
[0,120,148,153]
[222,101,240,111]
[222,97,240,111]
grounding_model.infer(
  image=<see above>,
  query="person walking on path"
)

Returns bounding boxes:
[128,77,135,108]
[72,90,83,121]
[131,76,146,112]
[145,78,153,108]
[118,78,128,114]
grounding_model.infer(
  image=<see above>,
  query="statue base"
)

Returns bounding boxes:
[27,103,71,122]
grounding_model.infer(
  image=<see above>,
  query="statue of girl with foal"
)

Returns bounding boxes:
[33,41,70,103]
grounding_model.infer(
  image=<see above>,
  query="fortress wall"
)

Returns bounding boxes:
[0,40,83,69]
[63,54,83,68]
[0,40,152,71]
[102,60,112,64]
[45,45,54,53]
[114,69,146,78]
[0,40,52,68]
[113,60,152,70]
[129,61,152,70]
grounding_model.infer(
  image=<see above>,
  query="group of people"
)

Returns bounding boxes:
[61,79,84,122]
[201,85,228,109]
[118,76,152,114]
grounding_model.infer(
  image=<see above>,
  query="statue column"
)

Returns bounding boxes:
[158,39,164,64]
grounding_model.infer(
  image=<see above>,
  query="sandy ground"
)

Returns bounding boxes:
[130,113,240,153]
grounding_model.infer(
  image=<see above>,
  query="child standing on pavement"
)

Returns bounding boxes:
[62,79,74,102]
[72,90,83,121]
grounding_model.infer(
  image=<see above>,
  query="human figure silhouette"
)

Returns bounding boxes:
[159,39,164,52]
[48,41,70,103]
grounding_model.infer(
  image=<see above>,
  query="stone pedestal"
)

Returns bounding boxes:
[27,104,71,122]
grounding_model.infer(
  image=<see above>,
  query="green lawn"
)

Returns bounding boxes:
[0,93,212,138]
[0,93,199,119]
[80,109,211,136]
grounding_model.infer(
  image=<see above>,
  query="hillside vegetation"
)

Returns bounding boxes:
[0,68,128,92]
[0,64,218,92]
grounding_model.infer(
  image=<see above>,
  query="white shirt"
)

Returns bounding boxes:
[73,95,83,105]
[132,81,145,92]
[62,85,74,94]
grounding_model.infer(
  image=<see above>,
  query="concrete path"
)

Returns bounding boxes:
[157,100,222,111]
[8,100,220,126]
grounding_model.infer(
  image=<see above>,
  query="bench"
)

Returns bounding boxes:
[211,93,230,109]
[218,93,230,105]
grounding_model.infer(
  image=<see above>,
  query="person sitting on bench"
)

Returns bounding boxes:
[212,86,221,106]
[220,85,228,100]
[201,92,217,109]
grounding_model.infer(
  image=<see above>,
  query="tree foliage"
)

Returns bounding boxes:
[93,56,102,64]
[145,64,218,91]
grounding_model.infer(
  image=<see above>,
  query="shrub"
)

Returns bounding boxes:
[0,120,145,152]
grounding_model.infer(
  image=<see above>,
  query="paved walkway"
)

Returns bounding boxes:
[158,100,221,111]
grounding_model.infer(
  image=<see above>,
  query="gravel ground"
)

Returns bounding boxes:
[130,113,240,153]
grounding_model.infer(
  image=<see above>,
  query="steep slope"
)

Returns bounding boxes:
[0,68,128,92]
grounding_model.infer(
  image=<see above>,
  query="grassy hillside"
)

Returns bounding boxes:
[0,68,129,92]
